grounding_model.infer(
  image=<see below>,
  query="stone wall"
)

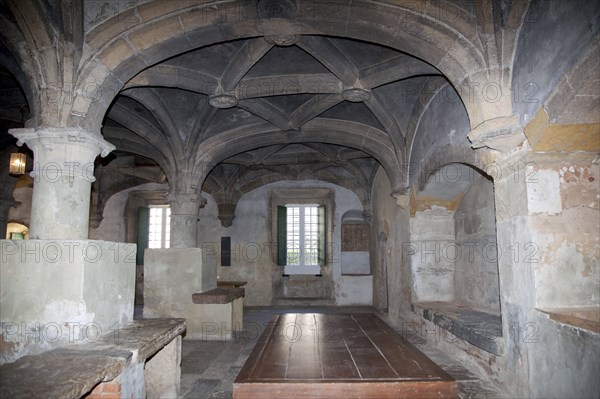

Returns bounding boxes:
[370,168,411,319]
[198,181,372,306]
[143,248,219,339]
[0,240,136,364]
[11,178,374,307]
[410,207,455,303]
[199,180,373,307]
[89,182,168,242]
[526,156,599,309]
[521,153,600,397]
[454,176,500,313]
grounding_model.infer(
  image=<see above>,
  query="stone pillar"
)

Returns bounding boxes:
[8,127,114,240]
[490,151,537,398]
[166,191,205,248]
[466,121,535,396]
[1,128,136,365]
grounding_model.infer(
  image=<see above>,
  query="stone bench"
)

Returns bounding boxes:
[411,302,505,355]
[0,318,185,399]
[191,287,245,341]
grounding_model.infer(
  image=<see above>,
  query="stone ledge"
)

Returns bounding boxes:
[537,307,600,334]
[411,302,505,356]
[0,348,130,399]
[0,318,185,399]
[74,318,186,362]
[217,280,248,288]
[192,288,245,304]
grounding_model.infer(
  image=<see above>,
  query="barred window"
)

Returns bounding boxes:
[148,206,170,249]
[277,204,326,274]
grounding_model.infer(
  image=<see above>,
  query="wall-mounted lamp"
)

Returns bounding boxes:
[9,153,26,176]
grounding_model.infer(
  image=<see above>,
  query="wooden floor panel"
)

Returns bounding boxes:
[233,313,457,398]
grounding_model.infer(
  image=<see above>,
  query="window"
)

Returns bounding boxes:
[148,206,170,248]
[277,204,325,274]
[270,188,333,276]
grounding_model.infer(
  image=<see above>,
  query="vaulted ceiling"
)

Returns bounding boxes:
[0,63,27,149]
[1,0,596,228]
[101,35,444,223]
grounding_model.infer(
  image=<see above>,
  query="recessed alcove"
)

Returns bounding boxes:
[341,209,370,276]
[410,163,504,354]
[412,302,504,355]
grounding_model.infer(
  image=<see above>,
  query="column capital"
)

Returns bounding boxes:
[391,188,410,209]
[467,115,528,153]
[166,191,207,215]
[216,202,236,227]
[8,127,115,182]
[167,191,206,248]
[6,127,114,240]
[9,127,115,157]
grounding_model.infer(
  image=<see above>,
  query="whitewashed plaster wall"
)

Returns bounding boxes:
[199,180,372,306]
[527,160,600,308]
[89,182,168,242]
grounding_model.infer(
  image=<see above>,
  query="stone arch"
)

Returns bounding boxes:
[205,167,370,228]
[416,144,489,191]
[74,0,503,134]
[193,120,403,191]
[411,161,504,354]
[1,0,86,128]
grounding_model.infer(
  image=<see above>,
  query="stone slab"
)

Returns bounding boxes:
[412,302,505,355]
[0,318,185,399]
[0,348,130,399]
[69,318,186,362]
[192,288,245,304]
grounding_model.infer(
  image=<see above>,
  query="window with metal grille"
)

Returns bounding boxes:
[148,206,170,249]
[277,204,326,274]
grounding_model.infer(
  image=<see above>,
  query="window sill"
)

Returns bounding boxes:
[536,306,600,334]
[283,265,321,275]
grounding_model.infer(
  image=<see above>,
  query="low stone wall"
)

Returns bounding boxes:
[144,248,244,340]
[0,240,136,364]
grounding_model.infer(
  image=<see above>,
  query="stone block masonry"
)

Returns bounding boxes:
[0,240,136,364]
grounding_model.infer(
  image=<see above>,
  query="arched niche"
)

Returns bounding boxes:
[6,222,28,240]
[340,209,370,276]
[410,162,504,355]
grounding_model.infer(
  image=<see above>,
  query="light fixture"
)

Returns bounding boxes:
[9,153,26,176]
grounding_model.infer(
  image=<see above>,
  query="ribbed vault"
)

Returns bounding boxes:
[1,0,596,226]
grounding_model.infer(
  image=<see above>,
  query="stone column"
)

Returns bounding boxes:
[468,115,535,397]
[166,191,205,248]
[9,127,114,240]
[1,128,136,364]
[491,151,536,398]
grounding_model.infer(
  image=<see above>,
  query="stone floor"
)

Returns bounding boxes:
[178,307,506,399]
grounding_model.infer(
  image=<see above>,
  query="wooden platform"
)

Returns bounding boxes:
[233,313,457,399]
